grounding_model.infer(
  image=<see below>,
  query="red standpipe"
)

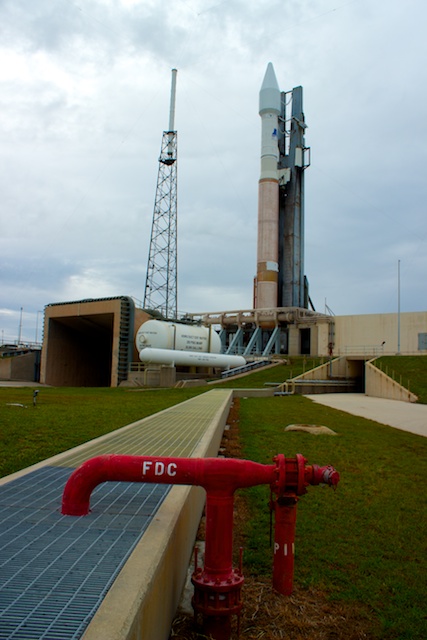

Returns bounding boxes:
[270,454,339,596]
[61,454,339,639]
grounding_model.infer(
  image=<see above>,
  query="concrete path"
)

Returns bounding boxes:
[0,380,47,387]
[306,394,427,438]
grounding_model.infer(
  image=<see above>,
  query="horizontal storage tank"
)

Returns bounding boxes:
[136,320,221,354]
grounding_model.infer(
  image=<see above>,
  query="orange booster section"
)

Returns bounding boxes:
[256,177,279,309]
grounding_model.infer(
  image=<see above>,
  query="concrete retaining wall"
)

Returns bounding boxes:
[288,357,344,381]
[81,390,233,640]
[0,352,39,382]
[365,360,418,402]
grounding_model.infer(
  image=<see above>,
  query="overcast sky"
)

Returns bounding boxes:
[1,0,426,343]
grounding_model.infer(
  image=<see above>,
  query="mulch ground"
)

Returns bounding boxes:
[169,399,376,640]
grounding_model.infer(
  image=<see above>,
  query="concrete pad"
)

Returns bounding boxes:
[306,393,427,438]
[0,380,48,387]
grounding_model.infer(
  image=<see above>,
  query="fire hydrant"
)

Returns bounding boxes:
[62,454,339,639]
[269,453,339,596]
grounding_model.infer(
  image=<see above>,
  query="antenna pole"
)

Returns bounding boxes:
[169,69,178,132]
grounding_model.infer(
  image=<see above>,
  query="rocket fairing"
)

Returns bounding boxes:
[255,62,281,309]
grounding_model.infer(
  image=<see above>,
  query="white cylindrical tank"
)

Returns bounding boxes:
[135,320,221,354]
[139,347,246,369]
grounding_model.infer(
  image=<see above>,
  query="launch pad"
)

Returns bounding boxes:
[40,299,326,387]
[33,64,426,389]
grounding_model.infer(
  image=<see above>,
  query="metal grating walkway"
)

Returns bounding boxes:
[0,390,231,640]
[0,467,169,640]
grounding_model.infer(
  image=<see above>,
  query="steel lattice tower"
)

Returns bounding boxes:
[143,69,178,319]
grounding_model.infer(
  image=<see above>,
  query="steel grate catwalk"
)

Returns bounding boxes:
[0,390,232,639]
[0,466,170,640]
[55,389,231,469]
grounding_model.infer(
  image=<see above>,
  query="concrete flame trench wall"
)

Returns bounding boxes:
[41,298,149,388]
[0,390,233,640]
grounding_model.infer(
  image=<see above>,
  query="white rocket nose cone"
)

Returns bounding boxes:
[259,62,281,115]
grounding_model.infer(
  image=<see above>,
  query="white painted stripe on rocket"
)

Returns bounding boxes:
[266,261,279,271]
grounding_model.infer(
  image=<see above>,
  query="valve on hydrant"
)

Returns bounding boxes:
[61,453,339,640]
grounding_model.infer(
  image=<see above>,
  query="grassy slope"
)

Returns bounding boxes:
[218,354,427,403]
[216,357,324,389]
[374,355,427,403]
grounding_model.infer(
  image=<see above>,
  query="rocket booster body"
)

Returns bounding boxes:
[255,63,309,312]
[256,63,281,309]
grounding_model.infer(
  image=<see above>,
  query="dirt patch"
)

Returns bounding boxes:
[170,398,376,640]
[284,424,338,436]
[171,579,374,639]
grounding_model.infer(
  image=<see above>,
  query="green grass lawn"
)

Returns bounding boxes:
[1,366,426,638]
[0,365,323,478]
[238,394,427,639]
[0,386,206,478]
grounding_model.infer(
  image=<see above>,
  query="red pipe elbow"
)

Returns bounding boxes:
[61,455,275,516]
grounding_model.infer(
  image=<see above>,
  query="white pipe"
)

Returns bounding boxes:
[139,347,245,369]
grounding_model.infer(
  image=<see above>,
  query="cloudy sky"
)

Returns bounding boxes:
[1,0,426,343]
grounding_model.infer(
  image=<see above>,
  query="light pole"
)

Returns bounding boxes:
[397,260,401,355]
[35,311,42,344]
[18,307,23,345]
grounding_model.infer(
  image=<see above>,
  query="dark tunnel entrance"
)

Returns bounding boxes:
[45,314,114,387]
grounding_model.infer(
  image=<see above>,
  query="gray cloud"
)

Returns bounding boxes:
[0,0,426,343]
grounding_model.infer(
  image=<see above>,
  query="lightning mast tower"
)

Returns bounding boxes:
[143,69,178,319]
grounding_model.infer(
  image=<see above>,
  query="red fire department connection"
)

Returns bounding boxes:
[62,454,339,639]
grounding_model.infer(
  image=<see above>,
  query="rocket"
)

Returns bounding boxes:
[255,62,281,309]
[254,64,310,311]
